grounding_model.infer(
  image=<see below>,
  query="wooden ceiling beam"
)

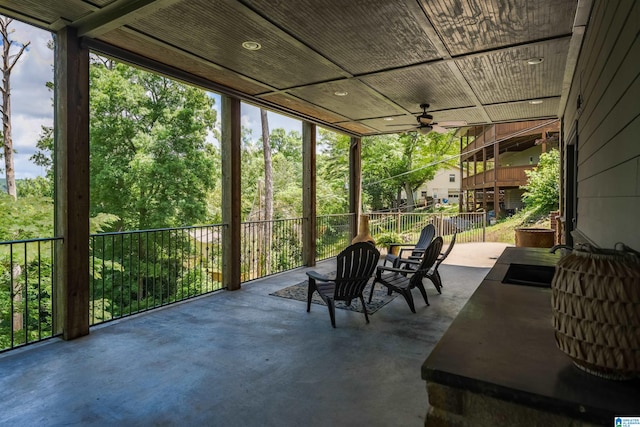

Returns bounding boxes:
[75,0,183,38]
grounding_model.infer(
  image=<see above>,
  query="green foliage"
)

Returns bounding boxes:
[89,60,219,230]
[0,193,53,241]
[16,176,53,199]
[521,149,560,214]
[361,131,459,211]
[0,192,55,349]
[374,232,403,246]
[316,129,350,215]
[242,127,304,219]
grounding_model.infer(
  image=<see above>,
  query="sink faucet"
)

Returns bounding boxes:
[549,244,572,254]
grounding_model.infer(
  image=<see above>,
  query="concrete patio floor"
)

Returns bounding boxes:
[0,243,510,427]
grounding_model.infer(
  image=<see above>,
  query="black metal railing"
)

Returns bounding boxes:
[90,225,224,326]
[1,211,486,350]
[316,213,355,261]
[0,237,61,352]
[241,218,304,282]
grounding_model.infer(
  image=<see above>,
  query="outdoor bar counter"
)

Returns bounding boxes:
[422,247,640,426]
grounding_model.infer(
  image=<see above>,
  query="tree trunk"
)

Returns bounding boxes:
[404,182,415,212]
[2,32,15,199]
[260,109,273,275]
[0,17,29,200]
[12,263,23,332]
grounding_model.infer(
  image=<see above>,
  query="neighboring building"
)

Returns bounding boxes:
[459,120,560,217]
[414,166,460,208]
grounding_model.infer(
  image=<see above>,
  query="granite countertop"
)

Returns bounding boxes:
[422,247,640,424]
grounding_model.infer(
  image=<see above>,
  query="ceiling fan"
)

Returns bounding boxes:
[388,103,467,135]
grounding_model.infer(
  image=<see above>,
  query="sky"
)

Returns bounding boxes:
[6,19,302,180]
[6,20,54,179]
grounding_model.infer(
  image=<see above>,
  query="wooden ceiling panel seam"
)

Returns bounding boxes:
[76,0,184,38]
[235,0,356,79]
[0,0,587,135]
[83,37,360,137]
[128,0,350,90]
[239,0,443,75]
[108,27,278,93]
[287,79,408,122]
[0,2,92,31]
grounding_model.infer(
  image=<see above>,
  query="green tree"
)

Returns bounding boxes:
[521,149,560,214]
[89,60,219,229]
[316,129,350,215]
[361,131,459,211]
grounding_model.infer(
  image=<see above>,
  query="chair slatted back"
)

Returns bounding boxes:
[334,242,380,301]
[413,224,436,252]
[410,237,443,286]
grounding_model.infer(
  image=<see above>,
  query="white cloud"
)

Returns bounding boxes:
[2,20,54,179]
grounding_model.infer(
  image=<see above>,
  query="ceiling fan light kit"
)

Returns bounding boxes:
[386,102,467,135]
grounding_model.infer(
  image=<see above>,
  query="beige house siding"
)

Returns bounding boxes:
[562,0,640,249]
[413,167,461,206]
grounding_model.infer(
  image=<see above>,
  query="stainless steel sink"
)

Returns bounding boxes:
[502,263,556,288]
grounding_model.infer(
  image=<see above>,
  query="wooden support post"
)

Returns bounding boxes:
[54,27,90,339]
[221,95,241,290]
[349,136,362,240]
[302,122,316,266]
[493,136,501,219]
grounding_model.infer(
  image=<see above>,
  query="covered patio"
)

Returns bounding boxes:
[0,0,639,425]
[0,244,506,426]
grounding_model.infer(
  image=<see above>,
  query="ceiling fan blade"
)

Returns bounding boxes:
[431,124,449,133]
[436,120,467,127]
[386,124,417,127]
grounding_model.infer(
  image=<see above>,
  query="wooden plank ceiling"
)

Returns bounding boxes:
[0,0,581,136]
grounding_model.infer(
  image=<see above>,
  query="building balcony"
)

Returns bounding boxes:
[461,165,534,190]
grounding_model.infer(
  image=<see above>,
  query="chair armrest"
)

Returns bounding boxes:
[388,243,414,249]
[376,265,416,275]
[306,270,333,282]
[397,247,413,257]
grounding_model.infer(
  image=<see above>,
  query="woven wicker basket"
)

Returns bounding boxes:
[551,243,640,380]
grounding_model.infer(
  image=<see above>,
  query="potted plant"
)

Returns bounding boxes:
[374,232,404,256]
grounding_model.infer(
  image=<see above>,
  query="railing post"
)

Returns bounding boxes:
[302,122,316,266]
[483,212,487,242]
[349,136,362,241]
[396,211,401,235]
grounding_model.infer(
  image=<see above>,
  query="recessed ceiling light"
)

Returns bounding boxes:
[529,99,544,105]
[383,117,394,121]
[334,91,348,96]
[526,57,544,65]
[242,41,261,51]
